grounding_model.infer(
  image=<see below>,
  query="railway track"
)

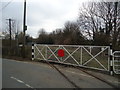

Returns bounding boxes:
[41,60,119,89]
[77,67,119,89]
[44,60,80,89]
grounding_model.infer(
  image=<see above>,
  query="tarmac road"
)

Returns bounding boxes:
[2,58,120,89]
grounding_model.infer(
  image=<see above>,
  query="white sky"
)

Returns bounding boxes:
[1,0,101,38]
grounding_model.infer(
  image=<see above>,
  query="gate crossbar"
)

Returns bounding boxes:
[63,46,80,63]
[83,47,108,70]
[34,45,46,60]
[35,45,45,59]
[62,46,80,65]
[47,46,60,62]
[47,46,60,60]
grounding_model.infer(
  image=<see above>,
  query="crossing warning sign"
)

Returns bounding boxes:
[58,49,64,57]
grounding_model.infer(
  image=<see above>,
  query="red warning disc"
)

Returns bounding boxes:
[58,49,64,57]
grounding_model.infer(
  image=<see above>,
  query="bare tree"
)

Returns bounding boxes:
[78,1,120,48]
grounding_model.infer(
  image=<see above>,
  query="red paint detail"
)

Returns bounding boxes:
[58,49,64,57]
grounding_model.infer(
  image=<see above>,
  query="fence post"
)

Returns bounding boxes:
[110,43,113,75]
[32,44,34,60]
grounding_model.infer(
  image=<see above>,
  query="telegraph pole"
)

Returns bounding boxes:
[15,26,19,56]
[9,19,12,48]
[22,0,27,58]
[6,18,13,48]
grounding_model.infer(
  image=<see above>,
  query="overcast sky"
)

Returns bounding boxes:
[1,0,97,38]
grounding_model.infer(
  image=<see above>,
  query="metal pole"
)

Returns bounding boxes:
[32,44,34,60]
[110,43,113,75]
[6,18,12,55]
[23,0,26,58]
[6,18,12,48]
[9,19,12,48]
[15,30,19,56]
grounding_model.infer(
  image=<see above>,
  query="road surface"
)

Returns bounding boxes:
[2,58,120,89]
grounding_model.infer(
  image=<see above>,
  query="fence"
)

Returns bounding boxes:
[2,45,32,59]
[113,51,120,74]
[32,44,111,72]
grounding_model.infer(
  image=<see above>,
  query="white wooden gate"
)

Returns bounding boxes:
[33,44,110,71]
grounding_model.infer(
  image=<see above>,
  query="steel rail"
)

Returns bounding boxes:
[75,66,119,89]
[39,60,119,89]
[54,61,119,89]
[43,60,81,89]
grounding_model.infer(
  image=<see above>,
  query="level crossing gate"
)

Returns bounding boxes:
[32,44,113,72]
